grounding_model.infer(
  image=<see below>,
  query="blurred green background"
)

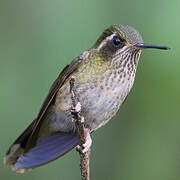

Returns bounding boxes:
[0,0,179,179]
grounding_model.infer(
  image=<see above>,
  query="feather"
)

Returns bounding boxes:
[12,132,79,173]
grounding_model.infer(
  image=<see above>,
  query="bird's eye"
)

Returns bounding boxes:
[112,36,124,47]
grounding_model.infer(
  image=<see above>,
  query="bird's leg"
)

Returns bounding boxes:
[82,128,92,153]
[77,128,92,153]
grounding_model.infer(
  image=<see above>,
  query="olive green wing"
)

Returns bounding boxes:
[25,54,84,151]
[4,54,84,166]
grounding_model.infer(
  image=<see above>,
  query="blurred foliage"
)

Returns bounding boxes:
[0,0,180,179]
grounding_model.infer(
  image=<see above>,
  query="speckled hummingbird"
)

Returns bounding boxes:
[4,24,169,173]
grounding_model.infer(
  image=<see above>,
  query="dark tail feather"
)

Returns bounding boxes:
[12,132,79,172]
[4,120,36,167]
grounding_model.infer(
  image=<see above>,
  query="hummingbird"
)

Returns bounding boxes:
[4,24,169,173]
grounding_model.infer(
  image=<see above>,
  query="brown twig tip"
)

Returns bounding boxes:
[69,76,90,180]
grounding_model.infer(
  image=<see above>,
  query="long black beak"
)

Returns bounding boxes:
[135,43,170,50]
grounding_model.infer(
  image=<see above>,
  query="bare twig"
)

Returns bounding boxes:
[69,76,90,180]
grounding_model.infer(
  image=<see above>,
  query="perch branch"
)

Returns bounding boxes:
[69,76,90,180]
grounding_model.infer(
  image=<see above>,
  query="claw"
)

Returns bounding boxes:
[76,128,92,153]
[82,131,92,153]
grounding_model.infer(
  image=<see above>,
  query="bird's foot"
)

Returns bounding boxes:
[76,128,92,153]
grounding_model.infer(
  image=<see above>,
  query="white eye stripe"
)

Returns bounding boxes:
[97,34,116,51]
[105,33,116,41]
